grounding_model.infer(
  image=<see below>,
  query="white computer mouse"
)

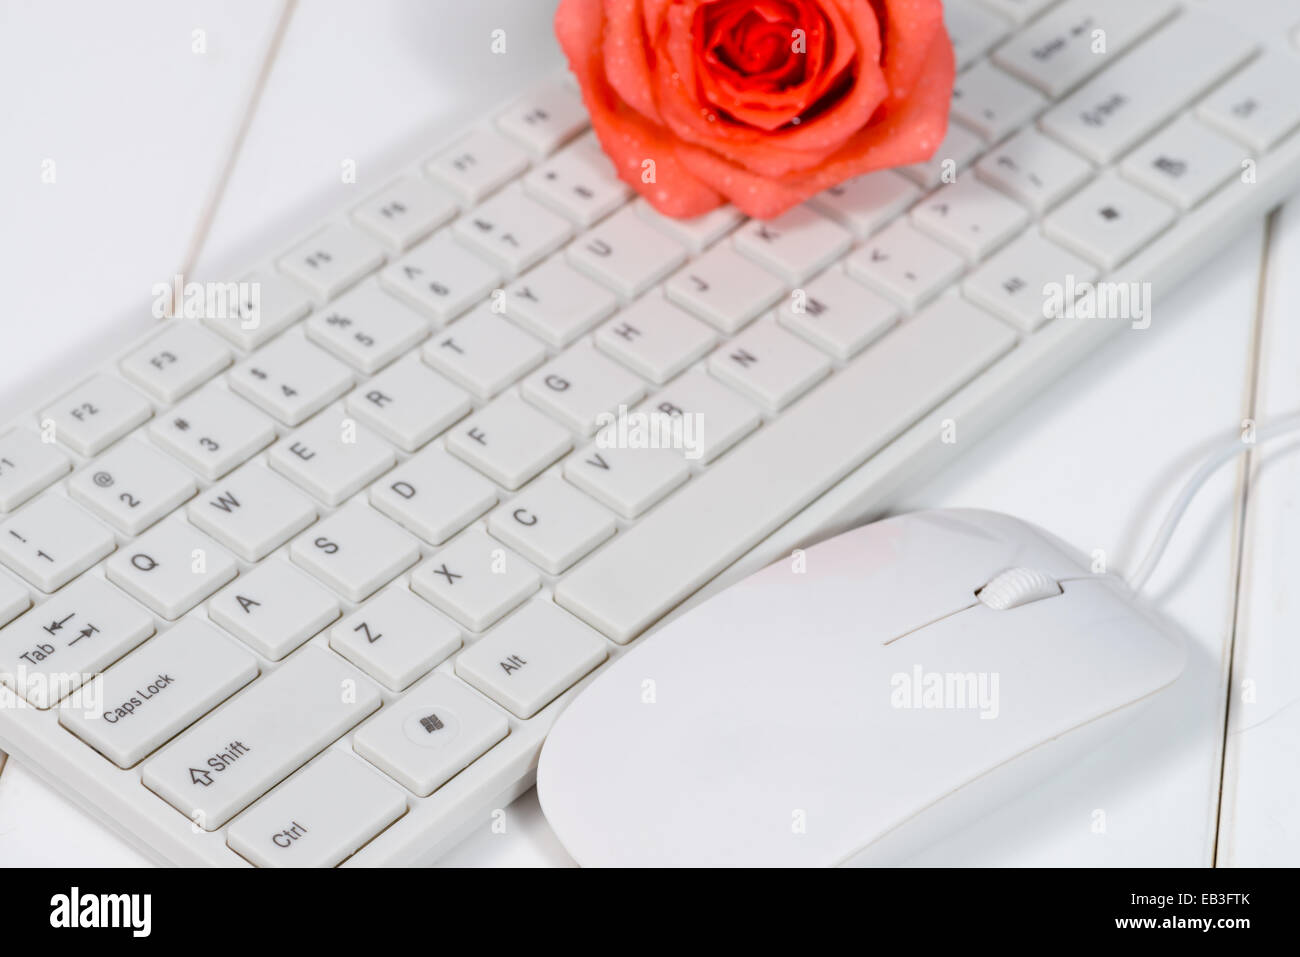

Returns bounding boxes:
[537,508,1187,867]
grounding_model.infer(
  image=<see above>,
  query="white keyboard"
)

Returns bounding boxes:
[3,0,1300,867]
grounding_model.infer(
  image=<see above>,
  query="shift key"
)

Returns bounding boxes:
[142,646,382,831]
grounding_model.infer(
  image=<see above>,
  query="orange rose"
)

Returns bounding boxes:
[555,0,954,219]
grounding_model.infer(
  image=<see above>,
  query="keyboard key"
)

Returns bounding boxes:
[1198,53,1300,152]
[665,243,785,334]
[777,268,899,360]
[567,206,688,299]
[456,600,607,719]
[278,223,386,302]
[899,121,983,188]
[641,372,762,464]
[426,128,530,205]
[594,294,718,384]
[227,749,407,867]
[844,220,966,311]
[229,334,353,427]
[521,345,647,436]
[67,439,197,535]
[522,133,631,226]
[951,60,1047,142]
[978,0,1060,24]
[488,475,617,574]
[975,128,1093,214]
[0,575,154,708]
[0,574,29,628]
[502,257,618,347]
[0,495,115,593]
[60,618,257,769]
[1042,172,1178,269]
[0,429,70,513]
[204,270,312,351]
[150,386,277,480]
[268,415,396,507]
[120,323,233,403]
[187,463,317,562]
[304,280,429,374]
[910,177,1030,261]
[423,304,547,398]
[41,375,152,457]
[555,298,1018,643]
[452,185,573,276]
[290,503,419,602]
[732,206,852,285]
[410,528,539,632]
[369,446,497,546]
[564,439,690,519]
[209,559,341,661]
[497,81,589,156]
[105,519,238,620]
[351,175,458,251]
[344,355,471,452]
[708,320,832,413]
[446,395,572,490]
[142,645,381,830]
[329,585,462,691]
[634,198,743,253]
[353,673,508,795]
[808,170,921,239]
[380,231,502,326]
[962,231,1099,333]
[944,0,1012,70]
[1118,114,1244,210]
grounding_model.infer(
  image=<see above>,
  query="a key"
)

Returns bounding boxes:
[186,462,317,562]
[664,243,785,334]
[425,128,530,205]
[1197,53,1300,152]
[502,258,618,348]
[522,133,631,226]
[974,127,1093,215]
[369,446,497,546]
[409,527,539,632]
[289,502,420,602]
[445,395,573,490]
[422,304,548,399]
[567,206,688,299]
[304,280,429,375]
[456,600,607,719]
[732,206,852,285]
[150,386,277,480]
[808,170,921,239]
[521,345,647,436]
[41,375,152,457]
[1042,171,1178,269]
[978,0,1060,25]
[344,356,471,452]
[952,60,1047,142]
[707,320,832,413]
[209,559,341,661]
[269,414,395,508]
[899,121,983,188]
[555,297,1018,643]
[634,198,743,253]
[777,269,900,360]
[278,223,386,302]
[120,322,233,403]
[203,269,312,351]
[0,575,154,708]
[59,618,258,769]
[487,475,617,575]
[0,429,70,513]
[351,175,458,251]
[352,673,508,796]
[105,519,238,619]
[594,294,718,384]
[564,438,690,519]
[945,0,1012,70]
[910,177,1030,261]
[67,439,197,535]
[497,81,589,156]
[1118,114,1245,211]
[1040,11,1256,164]
[329,585,462,691]
[379,230,502,326]
[845,220,967,311]
[142,645,381,830]
[226,749,406,867]
[961,231,1099,333]
[452,185,573,276]
[0,574,29,628]
[0,495,115,593]
[640,372,762,464]
[229,333,354,427]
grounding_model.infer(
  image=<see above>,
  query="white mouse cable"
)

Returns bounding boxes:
[1126,412,1300,592]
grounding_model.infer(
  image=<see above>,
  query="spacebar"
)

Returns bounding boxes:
[554,298,1018,643]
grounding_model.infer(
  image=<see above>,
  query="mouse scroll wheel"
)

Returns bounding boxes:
[976,567,1063,610]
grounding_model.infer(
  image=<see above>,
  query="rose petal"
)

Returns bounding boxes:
[603,0,662,123]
